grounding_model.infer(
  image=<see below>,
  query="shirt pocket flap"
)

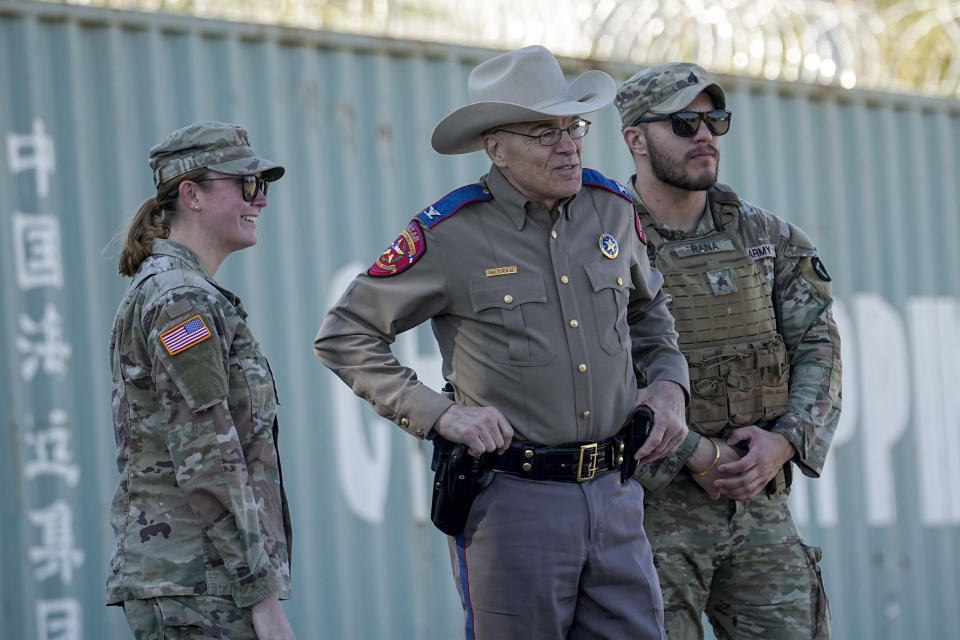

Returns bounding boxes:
[469,274,547,312]
[583,260,630,293]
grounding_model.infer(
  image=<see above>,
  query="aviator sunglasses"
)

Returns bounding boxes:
[193,175,269,202]
[631,110,732,137]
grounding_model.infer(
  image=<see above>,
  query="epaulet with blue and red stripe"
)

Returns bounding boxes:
[581,168,632,202]
[367,184,493,277]
[415,183,493,229]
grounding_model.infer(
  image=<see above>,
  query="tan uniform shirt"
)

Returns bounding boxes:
[315,166,688,445]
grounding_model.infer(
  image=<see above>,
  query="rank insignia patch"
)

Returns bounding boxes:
[160,315,212,355]
[368,221,426,277]
[707,267,738,295]
[599,234,619,259]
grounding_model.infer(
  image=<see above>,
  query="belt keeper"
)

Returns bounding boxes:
[693,438,721,476]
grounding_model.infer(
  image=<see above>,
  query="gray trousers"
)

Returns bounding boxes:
[447,470,666,640]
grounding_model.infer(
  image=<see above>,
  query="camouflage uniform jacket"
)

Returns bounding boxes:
[627,179,842,491]
[106,239,292,608]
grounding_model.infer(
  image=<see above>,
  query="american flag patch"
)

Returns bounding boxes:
[160,315,212,355]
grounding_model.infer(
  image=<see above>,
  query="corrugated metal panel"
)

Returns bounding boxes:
[1,2,959,638]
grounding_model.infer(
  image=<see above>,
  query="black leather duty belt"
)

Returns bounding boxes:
[492,435,627,483]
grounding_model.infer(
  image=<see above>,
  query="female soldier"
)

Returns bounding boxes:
[106,121,295,640]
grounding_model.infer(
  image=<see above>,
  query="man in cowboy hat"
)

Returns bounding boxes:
[315,45,690,639]
[614,62,840,639]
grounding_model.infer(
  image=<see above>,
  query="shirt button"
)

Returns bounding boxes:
[582,410,591,418]
[503,294,514,304]
[578,364,587,373]
[560,275,569,284]
[400,417,409,427]
[551,231,558,239]
[569,319,579,328]
[617,277,624,286]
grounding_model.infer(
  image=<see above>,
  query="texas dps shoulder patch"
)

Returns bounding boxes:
[368,221,426,277]
[635,213,647,245]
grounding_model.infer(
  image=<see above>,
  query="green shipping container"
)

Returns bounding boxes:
[1,1,958,638]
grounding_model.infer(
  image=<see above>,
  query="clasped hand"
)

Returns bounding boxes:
[692,426,794,501]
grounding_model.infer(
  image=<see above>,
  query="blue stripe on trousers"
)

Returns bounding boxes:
[456,534,475,640]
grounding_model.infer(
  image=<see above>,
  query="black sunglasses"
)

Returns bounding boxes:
[631,110,732,137]
[193,175,269,202]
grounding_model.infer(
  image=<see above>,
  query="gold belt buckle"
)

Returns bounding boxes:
[577,443,599,482]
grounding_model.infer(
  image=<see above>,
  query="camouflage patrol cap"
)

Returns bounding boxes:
[149,121,285,188]
[615,62,726,129]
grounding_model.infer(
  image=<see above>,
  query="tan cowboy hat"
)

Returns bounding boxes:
[431,45,616,155]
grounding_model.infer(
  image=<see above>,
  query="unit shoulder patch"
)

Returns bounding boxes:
[581,168,632,202]
[368,221,427,277]
[415,184,492,229]
[810,256,832,281]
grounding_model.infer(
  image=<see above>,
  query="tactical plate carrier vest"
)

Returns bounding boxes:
[641,188,790,435]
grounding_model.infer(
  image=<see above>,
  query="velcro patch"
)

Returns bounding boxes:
[707,267,738,295]
[368,221,426,277]
[674,239,735,257]
[160,315,212,355]
[747,243,776,260]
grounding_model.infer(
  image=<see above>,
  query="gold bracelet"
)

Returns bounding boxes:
[693,438,720,476]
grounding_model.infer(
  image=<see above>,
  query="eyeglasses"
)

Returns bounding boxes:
[494,119,591,146]
[631,110,731,137]
[193,175,269,202]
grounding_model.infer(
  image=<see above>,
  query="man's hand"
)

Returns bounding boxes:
[433,404,514,456]
[633,381,688,465]
[252,595,295,640]
[712,426,794,500]
[688,438,743,500]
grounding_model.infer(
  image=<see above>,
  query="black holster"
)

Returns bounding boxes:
[429,437,489,536]
[620,406,654,483]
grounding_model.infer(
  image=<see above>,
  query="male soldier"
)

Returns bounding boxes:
[614,62,841,639]
[315,46,690,639]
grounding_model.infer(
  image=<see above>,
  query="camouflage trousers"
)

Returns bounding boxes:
[122,595,255,639]
[643,474,830,640]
